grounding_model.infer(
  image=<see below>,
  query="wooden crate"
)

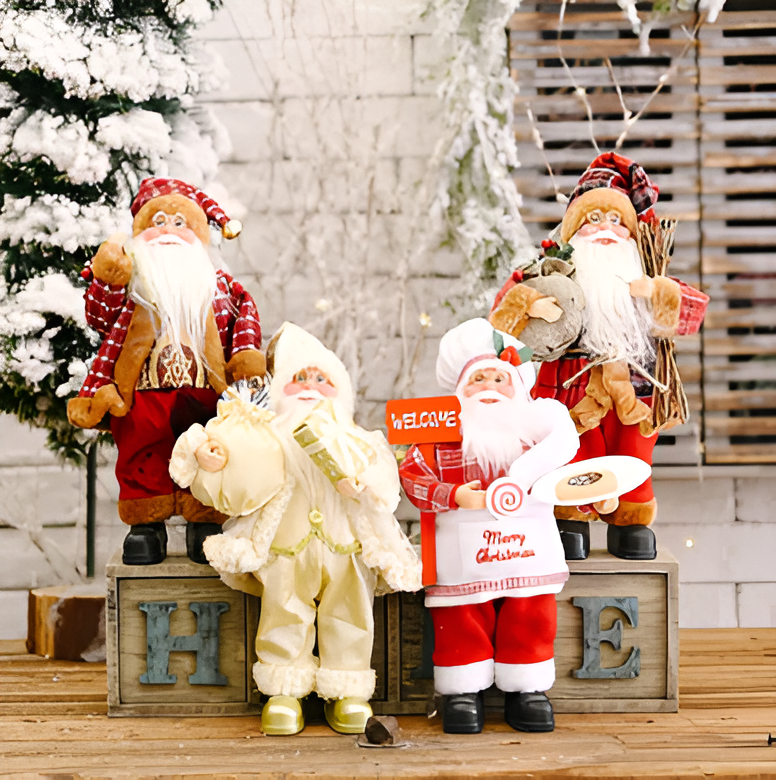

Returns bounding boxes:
[384,549,679,715]
[552,548,678,713]
[108,549,677,716]
[107,552,261,717]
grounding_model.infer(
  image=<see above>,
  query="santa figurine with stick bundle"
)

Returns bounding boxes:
[68,178,265,566]
[490,153,708,560]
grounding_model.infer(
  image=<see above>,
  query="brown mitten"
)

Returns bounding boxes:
[91,232,131,286]
[489,283,543,337]
[226,349,266,382]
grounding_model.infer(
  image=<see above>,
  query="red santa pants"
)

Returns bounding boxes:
[573,408,657,504]
[429,594,557,695]
[111,388,220,524]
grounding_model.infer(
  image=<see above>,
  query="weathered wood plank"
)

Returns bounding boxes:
[704,390,776,412]
[511,37,692,60]
[700,64,776,87]
[706,444,776,464]
[516,91,698,116]
[509,10,695,32]
[514,64,698,89]
[515,118,698,143]
[705,416,776,437]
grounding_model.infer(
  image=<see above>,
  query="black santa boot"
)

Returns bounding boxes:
[186,522,223,564]
[441,692,485,734]
[556,518,590,560]
[122,522,168,565]
[504,691,555,733]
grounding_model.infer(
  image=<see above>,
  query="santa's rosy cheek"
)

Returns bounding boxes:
[318,383,337,397]
[138,225,198,245]
[139,226,163,242]
[283,381,306,396]
[463,382,515,399]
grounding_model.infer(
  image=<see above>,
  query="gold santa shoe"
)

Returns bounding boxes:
[324,697,373,734]
[261,695,304,736]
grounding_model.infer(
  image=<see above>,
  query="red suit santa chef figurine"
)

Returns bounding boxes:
[399,318,579,734]
[490,153,708,560]
[67,178,265,565]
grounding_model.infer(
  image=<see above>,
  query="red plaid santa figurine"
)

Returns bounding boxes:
[399,318,579,734]
[68,178,265,565]
[490,153,708,560]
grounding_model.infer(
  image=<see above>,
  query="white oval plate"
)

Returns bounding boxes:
[530,455,651,506]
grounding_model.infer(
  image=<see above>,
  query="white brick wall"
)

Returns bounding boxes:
[2,1,776,641]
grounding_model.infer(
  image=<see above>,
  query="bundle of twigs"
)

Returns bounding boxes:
[638,218,689,431]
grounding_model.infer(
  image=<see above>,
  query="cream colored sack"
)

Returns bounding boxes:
[170,396,285,517]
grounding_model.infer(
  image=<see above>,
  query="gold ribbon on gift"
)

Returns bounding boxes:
[293,402,375,487]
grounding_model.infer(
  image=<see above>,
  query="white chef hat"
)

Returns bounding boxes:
[436,318,536,395]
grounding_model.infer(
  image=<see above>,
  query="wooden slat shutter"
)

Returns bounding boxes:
[698,5,776,463]
[509,0,703,465]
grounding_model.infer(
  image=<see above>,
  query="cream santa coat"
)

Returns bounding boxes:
[169,323,421,700]
[169,396,421,597]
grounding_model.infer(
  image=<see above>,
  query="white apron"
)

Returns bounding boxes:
[425,494,568,607]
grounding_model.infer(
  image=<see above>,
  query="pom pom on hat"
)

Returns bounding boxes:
[131,178,242,239]
[436,318,536,395]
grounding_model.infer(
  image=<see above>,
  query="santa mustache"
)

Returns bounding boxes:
[578,229,628,244]
[470,390,510,404]
[145,233,190,247]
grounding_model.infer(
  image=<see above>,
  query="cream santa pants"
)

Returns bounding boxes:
[252,536,377,701]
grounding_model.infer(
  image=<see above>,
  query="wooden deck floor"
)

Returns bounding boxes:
[2,629,776,779]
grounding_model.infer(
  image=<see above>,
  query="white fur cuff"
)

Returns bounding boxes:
[315,667,376,701]
[434,658,495,695]
[203,534,267,574]
[495,658,555,693]
[253,661,316,698]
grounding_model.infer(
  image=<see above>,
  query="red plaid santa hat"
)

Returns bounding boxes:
[560,152,659,243]
[130,178,242,243]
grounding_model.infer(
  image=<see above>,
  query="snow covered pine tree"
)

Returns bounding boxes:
[0,0,226,463]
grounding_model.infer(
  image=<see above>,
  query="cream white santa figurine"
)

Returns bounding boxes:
[170,322,421,736]
[399,318,579,734]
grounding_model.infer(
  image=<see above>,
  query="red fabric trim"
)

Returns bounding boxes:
[425,570,569,599]
[491,269,524,313]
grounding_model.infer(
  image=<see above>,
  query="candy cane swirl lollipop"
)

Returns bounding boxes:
[486,477,524,518]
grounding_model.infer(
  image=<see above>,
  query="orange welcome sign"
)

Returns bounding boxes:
[385,396,462,445]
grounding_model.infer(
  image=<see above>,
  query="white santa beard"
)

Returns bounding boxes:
[272,403,356,522]
[458,391,533,479]
[127,237,217,364]
[570,235,656,366]
[273,391,351,432]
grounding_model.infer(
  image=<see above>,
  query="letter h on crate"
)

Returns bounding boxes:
[106,553,261,716]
